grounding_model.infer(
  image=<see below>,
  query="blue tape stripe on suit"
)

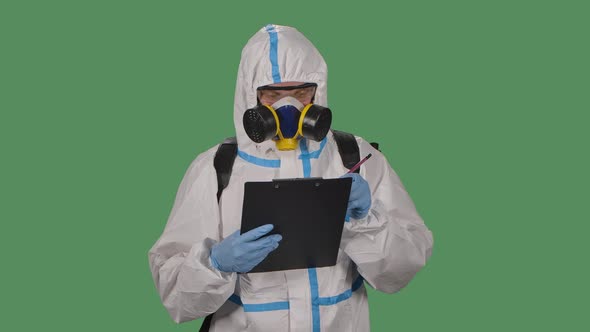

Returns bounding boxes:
[317,276,364,306]
[265,24,281,83]
[298,137,327,160]
[299,139,312,178]
[308,268,321,332]
[229,294,289,312]
[238,149,281,168]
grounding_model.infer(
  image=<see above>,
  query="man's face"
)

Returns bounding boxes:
[257,81,316,106]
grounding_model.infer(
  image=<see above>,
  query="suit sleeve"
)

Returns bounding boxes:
[148,147,236,323]
[340,138,434,293]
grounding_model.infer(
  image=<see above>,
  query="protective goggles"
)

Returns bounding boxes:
[256,83,318,106]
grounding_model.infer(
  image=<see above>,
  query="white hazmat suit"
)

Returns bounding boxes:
[148,24,434,332]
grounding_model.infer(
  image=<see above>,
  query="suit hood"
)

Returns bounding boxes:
[233,24,328,156]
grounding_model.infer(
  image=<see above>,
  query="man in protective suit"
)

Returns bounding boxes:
[148,24,434,332]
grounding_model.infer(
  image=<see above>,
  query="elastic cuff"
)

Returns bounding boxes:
[187,238,235,281]
[209,254,221,271]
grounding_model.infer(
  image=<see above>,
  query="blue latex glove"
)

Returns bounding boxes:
[210,224,282,273]
[341,173,372,220]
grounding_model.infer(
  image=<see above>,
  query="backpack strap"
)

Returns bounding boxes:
[199,315,213,332]
[331,130,361,173]
[203,137,237,332]
[213,137,238,202]
[213,133,369,195]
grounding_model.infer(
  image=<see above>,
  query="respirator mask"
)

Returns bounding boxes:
[243,83,332,151]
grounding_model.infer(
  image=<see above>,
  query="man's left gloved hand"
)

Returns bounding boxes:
[340,173,371,220]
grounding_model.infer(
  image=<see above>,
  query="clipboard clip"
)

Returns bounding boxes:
[272,177,324,189]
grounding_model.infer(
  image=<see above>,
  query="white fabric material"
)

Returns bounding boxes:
[148,24,434,331]
[272,96,304,111]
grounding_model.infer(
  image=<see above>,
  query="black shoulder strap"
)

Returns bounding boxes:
[331,130,361,173]
[213,132,370,201]
[202,137,238,332]
[199,314,213,332]
[213,137,238,202]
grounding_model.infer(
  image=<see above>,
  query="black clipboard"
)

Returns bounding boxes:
[240,177,352,273]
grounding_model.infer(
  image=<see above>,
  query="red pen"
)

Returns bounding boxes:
[346,153,372,174]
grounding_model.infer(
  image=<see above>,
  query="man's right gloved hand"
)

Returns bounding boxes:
[210,224,282,273]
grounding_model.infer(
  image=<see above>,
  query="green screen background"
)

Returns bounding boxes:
[1,1,588,331]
